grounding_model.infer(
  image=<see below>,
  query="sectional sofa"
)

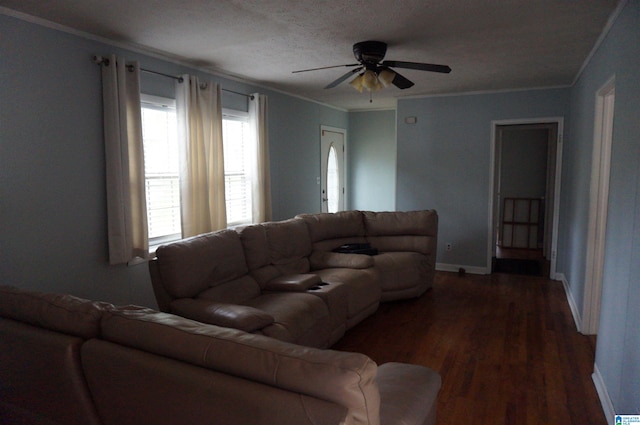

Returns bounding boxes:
[0,284,441,425]
[150,210,438,348]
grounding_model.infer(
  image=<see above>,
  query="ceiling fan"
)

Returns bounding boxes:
[292,41,451,92]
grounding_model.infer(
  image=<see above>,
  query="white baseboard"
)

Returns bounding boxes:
[436,263,490,275]
[557,272,584,333]
[561,275,614,423]
[592,364,615,424]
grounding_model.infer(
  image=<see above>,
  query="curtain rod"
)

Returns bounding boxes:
[93,55,254,99]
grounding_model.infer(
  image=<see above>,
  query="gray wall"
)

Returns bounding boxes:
[2,1,639,414]
[348,110,396,211]
[560,0,640,414]
[396,89,569,269]
[0,13,347,308]
[268,93,348,220]
[499,128,548,199]
[498,127,549,248]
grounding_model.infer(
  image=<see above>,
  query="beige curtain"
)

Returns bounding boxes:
[176,75,226,237]
[249,93,272,222]
[101,54,148,265]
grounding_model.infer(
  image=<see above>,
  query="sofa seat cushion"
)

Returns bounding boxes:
[156,229,253,299]
[98,308,380,425]
[170,299,275,332]
[377,362,441,425]
[244,293,331,347]
[0,285,111,339]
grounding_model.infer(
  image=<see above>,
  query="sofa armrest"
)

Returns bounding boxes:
[377,362,441,425]
[262,274,322,292]
[169,299,274,333]
[310,251,374,270]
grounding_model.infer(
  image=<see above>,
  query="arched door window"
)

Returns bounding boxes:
[320,128,345,213]
[327,145,339,213]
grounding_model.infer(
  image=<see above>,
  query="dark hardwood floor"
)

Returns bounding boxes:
[333,271,607,425]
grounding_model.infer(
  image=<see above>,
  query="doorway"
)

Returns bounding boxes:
[320,126,346,213]
[489,119,563,278]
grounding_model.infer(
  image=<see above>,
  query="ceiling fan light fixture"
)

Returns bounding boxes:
[349,74,364,92]
[296,39,450,95]
[361,70,379,91]
[349,70,379,92]
[378,69,396,87]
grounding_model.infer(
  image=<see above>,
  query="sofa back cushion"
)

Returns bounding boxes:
[298,211,368,252]
[364,210,438,255]
[82,338,349,425]
[240,218,313,286]
[237,224,270,271]
[238,224,280,286]
[99,307,381,425]
[265,218,312,273]
[0,319,103,425]
[0,285,110,339]
[0,285,107,425]
[155,229,259,300]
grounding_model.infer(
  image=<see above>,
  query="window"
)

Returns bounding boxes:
[141,95,181,246]
[141,97,255,246]
[327,145,339,213]
[223,109,253,226]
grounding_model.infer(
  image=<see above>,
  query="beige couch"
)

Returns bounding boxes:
[149,210,438,348]
[0,285,441,425]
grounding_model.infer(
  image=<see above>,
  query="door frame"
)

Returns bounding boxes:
[582,76,615,335]
[488,117,564,278]
[320,125,347,212]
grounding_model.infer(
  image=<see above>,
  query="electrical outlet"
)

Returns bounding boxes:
[446,243,452,251]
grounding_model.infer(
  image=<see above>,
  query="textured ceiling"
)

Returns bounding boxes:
[0,0,620,110]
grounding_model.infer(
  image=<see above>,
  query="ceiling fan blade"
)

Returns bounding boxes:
[292,63,359,73]
[382,60,451,74]
[387,68,414,89]
[324,66,363,89]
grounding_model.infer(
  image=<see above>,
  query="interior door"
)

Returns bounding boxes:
[320,127,345,213]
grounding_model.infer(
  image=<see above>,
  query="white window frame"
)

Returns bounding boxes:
[222,108,253,226]
[140,94,182,249]
[139,99,256,253]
